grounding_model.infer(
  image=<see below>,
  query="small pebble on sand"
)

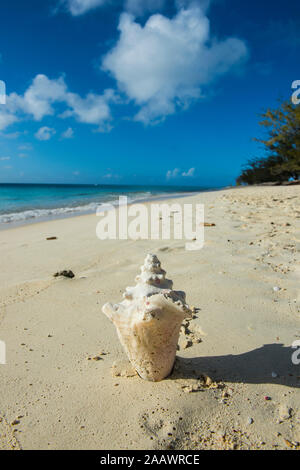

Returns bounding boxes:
[11,420,20,426]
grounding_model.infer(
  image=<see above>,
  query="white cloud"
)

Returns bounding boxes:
[35,126,56,141]
[0,109,18,131]
[11,74,67,120]
[0,74,115,132]
[18,145,31,158]
[62,0,108,16]
[0,4,247,133]
[182,167,195,177]
[61,127,74,139]
[19,143,33,151]
[103,172,121,179]
[167,167,195,179]
[0,156,11,161]
[103,5,247,124]
[73,171,80,175]
[0,74,65,131]
[0,80,5,105]
[166,168,180,180]
[1,131,27,139]
[62,89,115,129]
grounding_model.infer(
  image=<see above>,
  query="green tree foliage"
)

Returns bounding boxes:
[237,101,300,185]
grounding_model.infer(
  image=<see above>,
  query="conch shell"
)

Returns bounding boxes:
[102,254,192,382]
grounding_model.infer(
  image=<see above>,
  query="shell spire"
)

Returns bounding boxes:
[102,254,192,382]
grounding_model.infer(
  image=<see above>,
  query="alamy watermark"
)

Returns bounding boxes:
[96,196,204,251]
[291,340,300,365]
[0,340,6,365]
[291,80,300,105]
[0,80,6,105]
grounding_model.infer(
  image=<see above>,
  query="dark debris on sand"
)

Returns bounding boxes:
[53,270,75,279]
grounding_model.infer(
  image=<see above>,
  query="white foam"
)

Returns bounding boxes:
[0,192,154,224]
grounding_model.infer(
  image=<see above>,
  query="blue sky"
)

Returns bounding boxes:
[0,0,299,186]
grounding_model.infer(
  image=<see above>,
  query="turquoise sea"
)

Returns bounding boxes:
[0,183,215,226]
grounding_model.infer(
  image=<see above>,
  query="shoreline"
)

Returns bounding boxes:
[0,187,222,232]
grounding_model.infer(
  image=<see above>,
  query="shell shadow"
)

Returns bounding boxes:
[172,344,300,389]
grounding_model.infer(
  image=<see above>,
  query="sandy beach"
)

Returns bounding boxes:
[0,185,299,450]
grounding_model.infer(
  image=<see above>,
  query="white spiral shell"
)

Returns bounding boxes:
[102,254,192,381]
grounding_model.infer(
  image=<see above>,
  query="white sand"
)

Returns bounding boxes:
[0,185,299,450]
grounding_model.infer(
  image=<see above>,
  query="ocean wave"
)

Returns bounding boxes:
[0,192,155,224]
[0,203,99,224]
